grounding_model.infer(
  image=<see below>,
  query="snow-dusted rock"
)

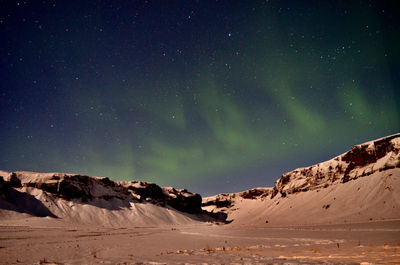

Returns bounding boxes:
[272,133,400,198]
[0,170,203,217]
[203,133,400,225]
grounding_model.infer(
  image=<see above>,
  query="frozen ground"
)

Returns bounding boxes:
[0,218,399,264]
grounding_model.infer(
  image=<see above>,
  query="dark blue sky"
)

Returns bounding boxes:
[1,0,399,196]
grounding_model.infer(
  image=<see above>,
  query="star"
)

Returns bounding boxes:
[0,0,397,195]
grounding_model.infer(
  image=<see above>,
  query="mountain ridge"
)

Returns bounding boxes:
[0,170,225,226]
[202,133,400,225]
[0,170,203,214]
[1,133,399,226]
[272,133,400,198]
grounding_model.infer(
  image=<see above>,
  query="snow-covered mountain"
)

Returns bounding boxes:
[0,171,215,226]
[203,133,400,225]
[1,133,399,227]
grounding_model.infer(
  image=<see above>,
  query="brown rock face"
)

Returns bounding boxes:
[0,172,22,189]
[239,188,271,199]
[272,133,400,198]
[0,176,6,192]
[202,197,232,208]
[127,182,164,201]
[25,175,93,200]
[162,187,202,214]
[2,172,203,214]
[202,188,271,210]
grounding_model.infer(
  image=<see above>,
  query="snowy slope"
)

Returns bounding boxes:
[0,171,207,226]
[203,133,400,225]
[273,133,400,197]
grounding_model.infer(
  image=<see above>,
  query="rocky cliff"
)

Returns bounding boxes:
[0,171,202,215]
[202,133,400,225]
[271,133,400,198]
[202,188,272,209]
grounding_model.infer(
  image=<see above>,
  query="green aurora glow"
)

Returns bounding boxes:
[1,1,399,195]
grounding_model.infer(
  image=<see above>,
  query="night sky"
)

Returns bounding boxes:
[1,1,399,196]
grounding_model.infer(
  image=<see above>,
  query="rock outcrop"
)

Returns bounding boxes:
[271,133,400,198]
[202,133,400,225]
[202,188,272,211]
[0,171,202,214]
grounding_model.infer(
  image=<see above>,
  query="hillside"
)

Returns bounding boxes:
[202,133,400,225]
[0,171,213,227]
[1,133,399,227]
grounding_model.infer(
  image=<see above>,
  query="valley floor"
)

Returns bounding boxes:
[1,218,399,264]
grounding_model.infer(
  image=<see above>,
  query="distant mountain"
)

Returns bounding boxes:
[203,133,400,225]
[0,171,219,226]
[2,133,399,227]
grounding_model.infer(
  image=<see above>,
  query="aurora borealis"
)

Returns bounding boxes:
[1,1,399,195]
